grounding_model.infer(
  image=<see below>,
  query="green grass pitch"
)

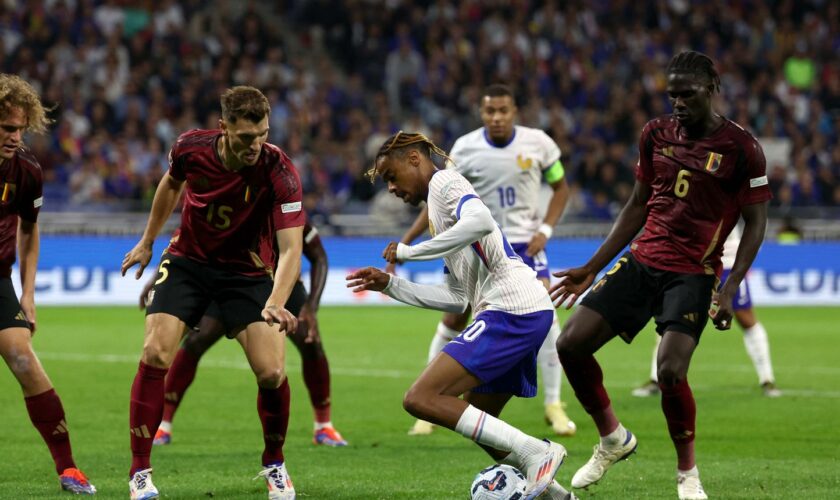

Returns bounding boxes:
[1,306,839,499]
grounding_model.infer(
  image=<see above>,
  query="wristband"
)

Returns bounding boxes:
[538,223,553,239]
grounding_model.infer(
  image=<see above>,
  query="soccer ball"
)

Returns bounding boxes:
[470,464,527,500]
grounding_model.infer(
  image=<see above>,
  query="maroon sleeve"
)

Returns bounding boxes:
[19,162,43,223]
[737,138,772,206]
[634,121,655,184]
[167,135,187,181]
[270,157,305,230]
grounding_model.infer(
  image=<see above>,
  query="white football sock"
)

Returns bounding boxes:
[743,322,775,384]
[428,321,460,364]
[678,465,700,476]
[455,405,547,462]
[538,315,562,405]
[158,421,172,433]
[314,421,332,431]
[650,335,662,382]
[600,423,627,447]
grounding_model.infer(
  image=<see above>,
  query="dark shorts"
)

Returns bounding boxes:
[443,309,554,397]
[580,252,717,343]
[0,278,31,331]
[145,253,273,333]
[511,243,550,280]
[721,269,753,310]
[203,280,308,337]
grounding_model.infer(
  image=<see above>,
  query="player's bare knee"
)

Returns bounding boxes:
[256,367,286,388]
[402,386,432,418]
[656,363,686,386]
[556,327,579,359]
[6,348,35,378]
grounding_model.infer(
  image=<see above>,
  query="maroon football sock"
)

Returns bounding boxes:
[258,379,290,466]
[659,379,696,470]
[302,355,331,423]
[558,352,611,414]
[161,348,200,423]
[129,362,168,475]
[25,388,76,474]
[558,352,618,434]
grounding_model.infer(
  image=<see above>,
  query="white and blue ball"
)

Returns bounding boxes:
[470,464,527,500]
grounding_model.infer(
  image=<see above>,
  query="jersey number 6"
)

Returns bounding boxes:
[674,169,691,198]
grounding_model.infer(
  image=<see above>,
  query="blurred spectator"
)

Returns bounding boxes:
[0,0,836,222]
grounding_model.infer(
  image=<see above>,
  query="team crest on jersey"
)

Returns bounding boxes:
[0,182,17,205]
[705,152,723,173]
[516,154,533,171]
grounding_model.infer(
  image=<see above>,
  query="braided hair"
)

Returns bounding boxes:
[366,131,453,182]
[666,51,721,94]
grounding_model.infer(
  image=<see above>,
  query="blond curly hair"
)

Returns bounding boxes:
[0,74,51,134]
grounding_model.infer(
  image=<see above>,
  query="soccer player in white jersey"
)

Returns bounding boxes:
[390,84,575,437]
[632,223,781,398]
[348,132,575,500]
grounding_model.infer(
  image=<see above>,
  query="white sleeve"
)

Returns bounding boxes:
[395,196,495,261]
[538,130,561,169]
[382,273,469,313]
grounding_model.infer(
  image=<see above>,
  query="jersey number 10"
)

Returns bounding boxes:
[498,186,516,207]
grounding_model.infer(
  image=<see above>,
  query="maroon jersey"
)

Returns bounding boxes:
[166,129,304,277]
[0,148,43,278]
[630,116,771,276]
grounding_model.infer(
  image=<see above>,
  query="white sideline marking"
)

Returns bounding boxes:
[34,351,840,398]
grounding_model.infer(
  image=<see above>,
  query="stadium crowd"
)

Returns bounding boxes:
[2,0,839,221]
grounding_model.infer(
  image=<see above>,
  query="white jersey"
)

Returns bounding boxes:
[449,125,562,243]
[721,223,741,269]
[419,169,552,315]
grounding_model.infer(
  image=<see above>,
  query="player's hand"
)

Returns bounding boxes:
[297,303,320,344]
[20,292,36,333]
[526,232,548,257]
[138,278,155,309]
[122,240,153,279]
[346,267,391,293]
[550,266,596,309]
[262,303,298,333]
[709,286,736,331]
[381,242,402,264]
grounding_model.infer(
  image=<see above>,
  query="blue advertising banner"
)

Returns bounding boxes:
[14,236,840,306]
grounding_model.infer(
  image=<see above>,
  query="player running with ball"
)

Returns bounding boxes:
[347,132,573,500]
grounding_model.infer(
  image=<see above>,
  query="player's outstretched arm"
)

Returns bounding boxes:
[347,267,469,313]
[300,225,327,343]
[264,225,304,333]
[710,201,768,330]
[17,219,39,332]
[387,197,496,263]
[550,180,651,308]
[122,172,184,279]
[385,205,429,274]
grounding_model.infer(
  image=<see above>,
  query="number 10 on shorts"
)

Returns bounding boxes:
[462,320,487,342]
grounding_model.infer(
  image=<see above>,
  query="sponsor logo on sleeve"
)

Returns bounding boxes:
[281,201,302,213]
[33,196,43,208]
[749,176,768,188]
